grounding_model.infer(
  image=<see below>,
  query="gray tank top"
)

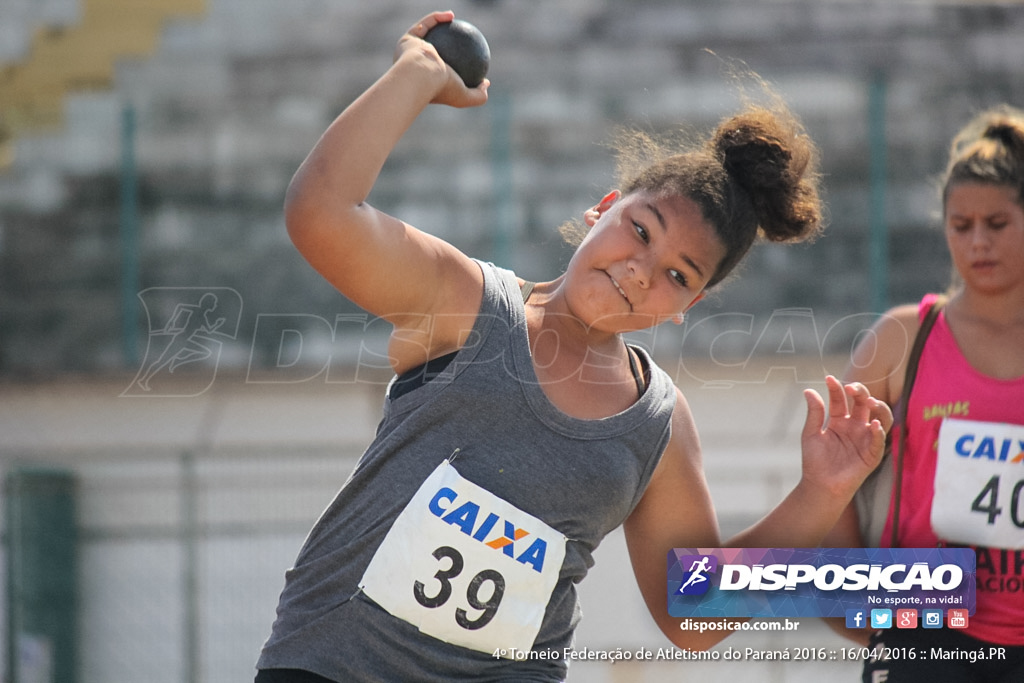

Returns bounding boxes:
[257,261,676,681]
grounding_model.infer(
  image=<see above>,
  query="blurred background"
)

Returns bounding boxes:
[1,1,1022,681]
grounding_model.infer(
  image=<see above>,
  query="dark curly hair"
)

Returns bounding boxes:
[613,104,823,288]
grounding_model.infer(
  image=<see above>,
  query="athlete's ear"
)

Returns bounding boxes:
[684,292,706,313]
[595,190,620,215]
[668,293,706,325]
[583,190,620,228]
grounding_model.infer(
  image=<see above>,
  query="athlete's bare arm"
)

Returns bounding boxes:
[625,377,890,651]
[283,11,490,375]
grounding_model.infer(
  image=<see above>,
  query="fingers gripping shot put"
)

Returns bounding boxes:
[423,18,490,88]
[254,10,892,683]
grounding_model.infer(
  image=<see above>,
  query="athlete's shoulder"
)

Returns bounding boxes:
[874,302,921,347]
[846,303,920,405]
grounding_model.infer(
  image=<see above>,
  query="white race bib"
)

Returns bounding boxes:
[359,460,567,656]
[931,418,1024,549]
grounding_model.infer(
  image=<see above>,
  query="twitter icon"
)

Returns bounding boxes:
[871,609,892,629]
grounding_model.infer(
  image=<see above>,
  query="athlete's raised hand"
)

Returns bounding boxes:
[394,11,489,109]
[800,375,891,499]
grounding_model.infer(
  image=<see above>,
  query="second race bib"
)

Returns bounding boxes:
[931,418,1024,549]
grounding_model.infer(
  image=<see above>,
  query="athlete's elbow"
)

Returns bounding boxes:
[283,186,339,254]
[285,173,367,244]
[284,201,314,250]
[283,169,322,236]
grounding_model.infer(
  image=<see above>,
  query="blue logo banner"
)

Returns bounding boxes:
[667,548,976,618]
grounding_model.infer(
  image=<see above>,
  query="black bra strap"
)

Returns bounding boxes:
[626,346,647,397]
[393,279,536,400]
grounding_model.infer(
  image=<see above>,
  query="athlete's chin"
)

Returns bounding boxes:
[963,273,1015,295]
[587,312,662,334]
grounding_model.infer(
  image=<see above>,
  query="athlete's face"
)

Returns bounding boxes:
[944,182,1024,295]
[563,190,725,333]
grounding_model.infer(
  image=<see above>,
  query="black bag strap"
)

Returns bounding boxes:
[888,295,947,547]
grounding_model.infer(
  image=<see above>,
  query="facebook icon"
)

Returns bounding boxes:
[845,609,866,629]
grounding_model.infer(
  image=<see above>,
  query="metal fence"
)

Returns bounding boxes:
[2,443,360,683]
[1,357,860,683]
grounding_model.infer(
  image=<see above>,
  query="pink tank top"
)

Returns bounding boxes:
[880,294,1024,645]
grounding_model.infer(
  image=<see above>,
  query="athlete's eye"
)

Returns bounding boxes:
[633,221,649,242]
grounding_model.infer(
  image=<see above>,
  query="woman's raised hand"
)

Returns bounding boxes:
[800,376,892,499]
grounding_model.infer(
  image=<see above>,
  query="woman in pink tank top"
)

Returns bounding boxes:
[827,106,1024,682]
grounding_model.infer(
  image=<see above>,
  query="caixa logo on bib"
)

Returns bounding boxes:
[952,429,1024,464]
[428,485,549,572]
[667,548,976,618]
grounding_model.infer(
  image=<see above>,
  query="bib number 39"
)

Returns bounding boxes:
[932,419,1024,550]
[359,460,566,655]
[414,545,506,630]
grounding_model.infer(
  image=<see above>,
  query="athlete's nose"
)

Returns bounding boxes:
[969,222,993,250]
[628,256,651,289]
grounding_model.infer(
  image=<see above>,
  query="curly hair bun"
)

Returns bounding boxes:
[712,107,823,244]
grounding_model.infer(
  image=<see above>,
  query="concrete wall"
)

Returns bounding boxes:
[1,0,1023,374]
